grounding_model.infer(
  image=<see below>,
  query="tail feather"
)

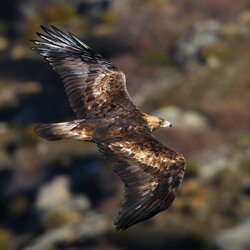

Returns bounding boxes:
[35,121,92,141]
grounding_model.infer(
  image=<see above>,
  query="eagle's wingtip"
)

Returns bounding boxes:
[114,218,129,232]
[114,224,126,232]
[50,25,61,34]
[40,24,46,30]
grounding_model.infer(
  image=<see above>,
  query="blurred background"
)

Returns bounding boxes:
[0,0,250,249]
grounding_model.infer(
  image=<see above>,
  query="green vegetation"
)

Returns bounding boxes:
[186,160,199,178]
[142,50,174,67]
[0,230,11,250]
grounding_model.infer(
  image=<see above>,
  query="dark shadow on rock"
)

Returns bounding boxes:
[0,58,75,124]
[45,155,118,207]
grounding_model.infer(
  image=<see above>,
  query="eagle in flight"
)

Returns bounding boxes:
[32,26,186,231]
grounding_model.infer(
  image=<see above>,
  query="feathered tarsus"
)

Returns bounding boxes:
[32,25,186,231]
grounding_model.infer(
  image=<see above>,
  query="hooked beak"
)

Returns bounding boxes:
[160,120,172,128]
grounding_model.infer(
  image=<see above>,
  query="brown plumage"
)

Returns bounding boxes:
[32,26,186,231]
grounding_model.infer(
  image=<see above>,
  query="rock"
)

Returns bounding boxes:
[221,23,238,37]
[5,147,44,194]
[38,176,91,230]
[0,81,41,108]
[206,56,221,69]
[10,45,29,60]
[194,145,234,178]
[195,144,250,179]
[152,106,208,130]
[35,175,90,212]
[24,212,109,250]
[153,106,182,123]
[35,176,71,211]
[240,10,250,24]
[43,209,82,229]
[0,36,8,51]
[199,44,228,67]
[18,81,41,95]
[213,218,250,250]
[0,122,7,134]
[0,84,17,108]
[64,195,91,211]
[222,21,250,39]
[236,24,250,38]
[182,111,209,129]
[173,20,221,66]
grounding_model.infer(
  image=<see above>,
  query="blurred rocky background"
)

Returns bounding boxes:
[0,0,250,249]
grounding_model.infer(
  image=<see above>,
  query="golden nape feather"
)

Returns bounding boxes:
[32,25,186,231]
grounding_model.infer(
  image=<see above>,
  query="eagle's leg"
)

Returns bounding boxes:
[35,120,93,141]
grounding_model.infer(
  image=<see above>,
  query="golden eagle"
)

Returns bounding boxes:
[32,26,186,231]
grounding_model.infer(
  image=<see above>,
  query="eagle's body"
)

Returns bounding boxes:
[33,26,186,231]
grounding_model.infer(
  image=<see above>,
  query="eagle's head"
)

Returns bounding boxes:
[142,113,172,131]
[159,118,172,128]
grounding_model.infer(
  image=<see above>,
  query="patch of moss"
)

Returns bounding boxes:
[200,45,229,63]
[9,196,29,215]
[142,51,174,67]
[40,4,76,24]
[102,11,117,25]
[21,124,39,145]
[186,160,199,178]
[0,229,11,250]
[43,210,80,229]
[236,134,250,147]
[238,156,250,174]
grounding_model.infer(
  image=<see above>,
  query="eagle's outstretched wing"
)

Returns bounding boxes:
[98,134,186,231]
[32,26,136,119]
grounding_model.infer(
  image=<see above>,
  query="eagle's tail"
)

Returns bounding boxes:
[35,121,93,141]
